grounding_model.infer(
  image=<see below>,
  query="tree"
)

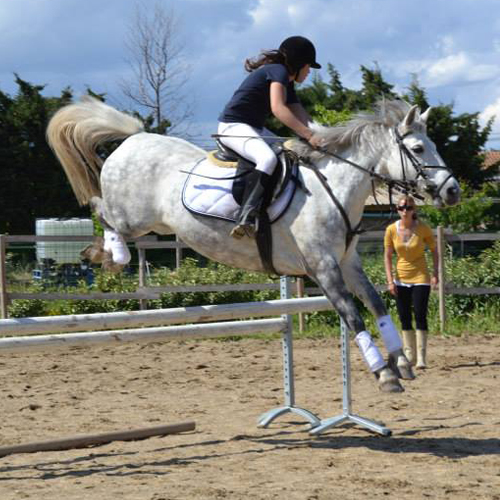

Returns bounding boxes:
[419,183,496,232]
[119,2,192,135]
[403,78,493,188]
[0,76,86,234]
[267,64,493,189]
[358,64,398,109]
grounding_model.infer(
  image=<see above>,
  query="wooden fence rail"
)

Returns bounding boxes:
[1,230,500,332]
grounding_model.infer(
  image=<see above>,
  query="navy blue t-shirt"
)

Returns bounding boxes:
[218,64,299,129]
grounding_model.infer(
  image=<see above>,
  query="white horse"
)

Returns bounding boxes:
[47,97,460,393]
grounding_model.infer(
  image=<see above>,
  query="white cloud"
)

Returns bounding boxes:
[426,53,469,86]
[2,0,500,144]
[481,97,500,133]
[391,49,500,90]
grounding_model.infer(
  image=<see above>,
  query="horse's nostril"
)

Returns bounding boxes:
[447,186,457,196]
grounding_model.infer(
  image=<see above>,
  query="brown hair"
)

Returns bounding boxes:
[244,49,292,73]
[397,194,415,206]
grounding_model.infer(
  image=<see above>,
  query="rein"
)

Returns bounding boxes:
[296,127,454,250]
[207,129,455,251]
[296,152,364,249]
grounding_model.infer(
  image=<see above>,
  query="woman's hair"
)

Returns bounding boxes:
[397,194,418,220]
[244,49,291,73]
[397,194,415,206]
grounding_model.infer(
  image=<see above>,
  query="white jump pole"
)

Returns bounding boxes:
[310,318,391,436]
[0,296,332,336]
[258,277,320,429]
[0,318,286,352]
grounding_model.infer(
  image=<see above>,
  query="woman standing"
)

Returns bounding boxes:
[218,36,323,238]
[384,195,438,368]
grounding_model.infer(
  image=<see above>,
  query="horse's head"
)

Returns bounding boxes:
[384,104,460,207]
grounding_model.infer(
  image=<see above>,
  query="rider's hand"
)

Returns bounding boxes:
[388,282,397,296]
[308,134,325,149]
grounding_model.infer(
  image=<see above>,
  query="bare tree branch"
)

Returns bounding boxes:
[119,1,193,136]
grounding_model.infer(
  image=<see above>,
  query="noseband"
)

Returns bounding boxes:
[394,128,455,199]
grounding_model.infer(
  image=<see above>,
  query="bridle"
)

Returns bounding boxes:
[298,127,455,249]
[393,127,455,201]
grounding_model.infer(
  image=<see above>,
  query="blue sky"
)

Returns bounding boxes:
[1,0,500,148]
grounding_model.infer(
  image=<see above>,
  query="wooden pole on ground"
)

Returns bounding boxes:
[0,235,8,319]
[437,226,446,334]
[0,421,195,458]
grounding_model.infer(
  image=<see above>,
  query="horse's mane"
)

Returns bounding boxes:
[288,99,420,160]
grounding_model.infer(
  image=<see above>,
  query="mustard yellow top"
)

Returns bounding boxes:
[384,221,436,284]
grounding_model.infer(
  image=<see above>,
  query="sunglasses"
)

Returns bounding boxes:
[397,205,415,211]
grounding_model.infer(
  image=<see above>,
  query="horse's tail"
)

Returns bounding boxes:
[46,96,144,206]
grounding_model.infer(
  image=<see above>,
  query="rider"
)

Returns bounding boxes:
[218,36,323,239]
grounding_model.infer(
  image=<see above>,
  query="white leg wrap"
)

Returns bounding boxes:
[103,230,131,265]
[355,331,385,373]
[377,315,403,354]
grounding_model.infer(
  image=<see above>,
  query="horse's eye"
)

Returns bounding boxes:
[412,144,424,154]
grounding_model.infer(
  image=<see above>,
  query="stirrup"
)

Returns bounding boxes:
[230,219,258,239]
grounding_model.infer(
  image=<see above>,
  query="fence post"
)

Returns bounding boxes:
[0,235,8,319]
[296,277,305,334]
[175,235,182,270]
[138,247,148,311]
[437,226,446,333]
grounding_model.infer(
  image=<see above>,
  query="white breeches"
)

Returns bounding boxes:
[217,122,278,175]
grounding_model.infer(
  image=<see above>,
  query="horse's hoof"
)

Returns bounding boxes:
[388,354,416,380]
[102,257,125,274]
[376,367,405,393]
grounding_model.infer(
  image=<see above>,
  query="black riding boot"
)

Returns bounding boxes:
[230,170,271,239]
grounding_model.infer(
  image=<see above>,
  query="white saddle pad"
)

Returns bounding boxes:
[182,158,297,223]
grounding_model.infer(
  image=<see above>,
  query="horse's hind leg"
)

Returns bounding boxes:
[340,251,415,380]
[87,196,131,271]
[307,256,404,393]
[80,196,130,273]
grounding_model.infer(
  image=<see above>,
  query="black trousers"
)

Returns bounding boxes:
[395,284,431,330]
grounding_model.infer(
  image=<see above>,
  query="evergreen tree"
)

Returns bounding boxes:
[266,64,493,189]
[404,78,493,187]
[0,76,85,234]
[358,64,398,109]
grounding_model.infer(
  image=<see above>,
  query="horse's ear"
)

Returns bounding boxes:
[420,107,432,125]
[402,105,420,129]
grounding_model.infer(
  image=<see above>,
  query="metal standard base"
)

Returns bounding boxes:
[309,412,391,436]
[309,319,392,437]
[258,277,320,430]
[258,406,321,429]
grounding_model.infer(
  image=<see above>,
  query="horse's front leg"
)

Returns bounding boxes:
[307,256,404,393]
[340,250,415,380]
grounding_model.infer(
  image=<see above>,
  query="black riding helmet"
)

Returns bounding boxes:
[279,36,321,74]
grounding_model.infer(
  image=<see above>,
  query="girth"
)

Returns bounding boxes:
[210,140,300,276]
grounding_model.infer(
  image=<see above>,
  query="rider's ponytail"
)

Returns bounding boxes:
[244,50,290,73]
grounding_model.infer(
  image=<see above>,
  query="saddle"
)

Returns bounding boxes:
[209,140,300,275]
[210,139,297,205]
